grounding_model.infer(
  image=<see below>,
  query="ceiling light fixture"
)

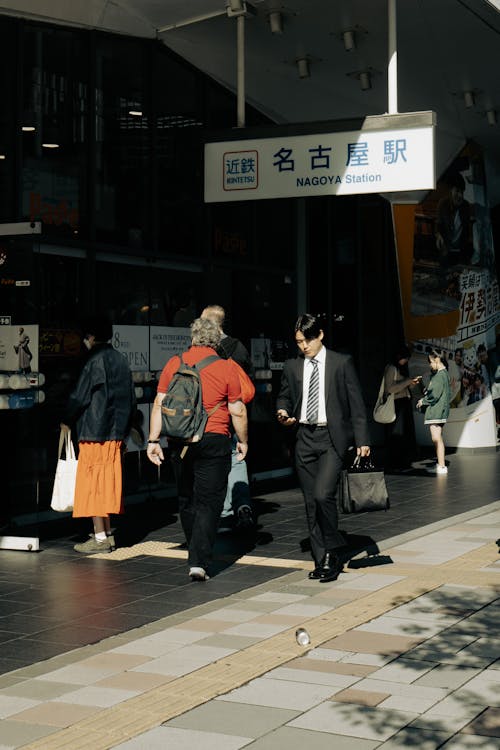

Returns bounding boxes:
[129,110,143,117]
[41,142,59,149]
[464,90,474,108]
[269,10,283,34]
[487,109,497,126]
[22,125,36,132]
[359,71,371,90]
[297,57,310,79]
[342,29,356,51]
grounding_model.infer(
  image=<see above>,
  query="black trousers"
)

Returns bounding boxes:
[295,425,345,565]
[171,433,231,570]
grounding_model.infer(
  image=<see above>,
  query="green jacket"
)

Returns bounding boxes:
[421,368,451,423]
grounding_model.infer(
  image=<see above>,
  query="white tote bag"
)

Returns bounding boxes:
[372,374,396,424]
[50,428,78,512]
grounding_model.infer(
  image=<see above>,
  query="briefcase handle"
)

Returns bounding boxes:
[350,455,376,472]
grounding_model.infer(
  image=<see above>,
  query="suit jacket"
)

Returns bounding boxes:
[276,348,370,457]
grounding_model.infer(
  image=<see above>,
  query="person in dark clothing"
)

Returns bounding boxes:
[382,344,421,470]
[62,316,135,553]
[277,313,370,583]
[147,318,248,581]
[201,305,254,529]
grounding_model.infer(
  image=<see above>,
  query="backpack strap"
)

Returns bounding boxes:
[194,354,220,372]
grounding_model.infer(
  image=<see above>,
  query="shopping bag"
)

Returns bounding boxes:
[50,428,78,512]
[339,455,389,513]
[373,375,396,424]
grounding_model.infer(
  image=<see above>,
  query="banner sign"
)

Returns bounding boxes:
[205,125,435,202]
[150,327,191,372]
[393,143,500,448]
[112,325,149,371]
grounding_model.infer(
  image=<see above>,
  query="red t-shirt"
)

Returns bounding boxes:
[157,347,242,436]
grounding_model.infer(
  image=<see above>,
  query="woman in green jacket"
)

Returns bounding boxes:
[417,350,451,475]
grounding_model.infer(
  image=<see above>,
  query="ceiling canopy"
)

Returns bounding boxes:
[2,0,500,202]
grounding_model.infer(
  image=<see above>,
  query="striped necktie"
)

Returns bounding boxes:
[306,358,319,424]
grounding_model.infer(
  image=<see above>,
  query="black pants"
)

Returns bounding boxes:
[385,397,416,469]
[171,433,231,570]
[295,425,344,565]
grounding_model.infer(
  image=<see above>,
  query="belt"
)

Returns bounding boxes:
[300,422,328,429]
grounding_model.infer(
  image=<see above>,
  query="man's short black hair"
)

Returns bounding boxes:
[295,313,323,339]
[83,315,113,343]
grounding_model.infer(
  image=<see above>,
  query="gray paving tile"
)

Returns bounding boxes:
[167,700,299,737]
[409,713,481,733]
[377,727,454,748]
[132,644,236,677]
[263,666,360,689]
[415,665,481,690]
[369,658,436,684]
[241,726,379,749]
[57,684,137,707]
[440,735,500,749]
[0,679,83,701]
[113,725,250,750]
[219,676,334,710]
[0,694,39,719]
[0,719,56,747]
[193,634,260,650]
[289,702,418,740]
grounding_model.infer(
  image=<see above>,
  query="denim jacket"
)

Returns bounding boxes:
[65,344,136,441]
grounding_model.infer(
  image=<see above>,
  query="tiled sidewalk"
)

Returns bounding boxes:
[0,504,499,749]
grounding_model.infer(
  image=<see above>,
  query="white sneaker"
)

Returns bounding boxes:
[427,465,448,475]
[189,566,210,581]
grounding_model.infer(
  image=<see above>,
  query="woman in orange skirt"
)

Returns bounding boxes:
[62,316,135,553]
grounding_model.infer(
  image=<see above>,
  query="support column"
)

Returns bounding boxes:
[388,0,398,115]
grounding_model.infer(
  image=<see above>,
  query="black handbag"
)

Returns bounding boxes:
[339,455,389,513]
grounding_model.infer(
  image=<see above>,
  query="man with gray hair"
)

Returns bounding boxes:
[147,317,248,581]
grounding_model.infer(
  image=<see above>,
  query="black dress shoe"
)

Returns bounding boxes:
[308,567,322,580]
[318,552,343,583]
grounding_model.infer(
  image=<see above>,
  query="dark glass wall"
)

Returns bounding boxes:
[21,25,88,240]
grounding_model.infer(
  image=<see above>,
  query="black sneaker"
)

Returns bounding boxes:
[236,506,254,530]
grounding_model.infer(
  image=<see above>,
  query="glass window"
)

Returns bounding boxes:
[255,199,295,267]
[95,260,203,327]
[95,35,150,248]
[0,17,17,221]
[211,202,254,263]
[155,48,204,258]
[21,25,88,240]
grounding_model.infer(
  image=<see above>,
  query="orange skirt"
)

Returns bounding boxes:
[73,441,124,518]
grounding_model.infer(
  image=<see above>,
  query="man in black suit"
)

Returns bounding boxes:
[276,314,370,582]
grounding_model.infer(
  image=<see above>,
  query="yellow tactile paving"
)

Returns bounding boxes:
[93,540,314,570]
[21,541,500,750]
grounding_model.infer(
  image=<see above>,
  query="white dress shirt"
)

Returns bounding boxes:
[299,345,327,425]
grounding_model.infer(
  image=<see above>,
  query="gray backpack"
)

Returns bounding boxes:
[160,353,222,443]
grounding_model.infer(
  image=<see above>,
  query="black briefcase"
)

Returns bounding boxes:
[339,456,389,514]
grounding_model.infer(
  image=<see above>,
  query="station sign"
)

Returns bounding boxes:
[205,114,435,202]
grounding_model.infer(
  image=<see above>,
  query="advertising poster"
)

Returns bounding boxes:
[150,326,191,372]
[393,144,500,447]
[0,324,39,374]
[111,325,149,372]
